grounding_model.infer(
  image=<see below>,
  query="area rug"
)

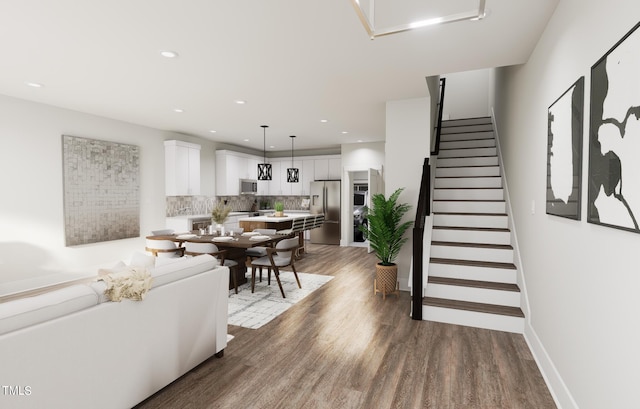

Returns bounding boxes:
[228,271,333,329]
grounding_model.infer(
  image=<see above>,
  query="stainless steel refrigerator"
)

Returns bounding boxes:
[310,180,341,245]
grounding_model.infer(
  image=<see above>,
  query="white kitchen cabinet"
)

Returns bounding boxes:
[313,156,341,181]
[328,157,342,179]
[301,159,315,195]
[267,161,281,195]
[217,150,263,196]
[279,159,303,195]
[165,140,201,196]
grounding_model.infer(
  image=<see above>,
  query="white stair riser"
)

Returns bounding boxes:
[440,131,494,142]
[426,284,521,307]
[433,200,505,214]
[434,214,508,229]
[440,124,493,134]
[435,177,502,188]
[428,262,517,284]
[437,156,498,167]
[431,245,513,264]
[423,305,524,333]
[432,228,511,245]
[442,118,492,127]
[438,147,497,158]
[434,188,504,201]
[436,166,500,177]
[440,139,495,150]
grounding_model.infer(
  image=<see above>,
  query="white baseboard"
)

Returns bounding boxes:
[524,323,579,409]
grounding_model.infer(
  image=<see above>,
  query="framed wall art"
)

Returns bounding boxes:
[62,135,140,246]
[588,22,640,233]
[547,76,584,219]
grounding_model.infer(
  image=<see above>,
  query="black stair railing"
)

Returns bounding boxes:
[411,77,446,320]
[431,77,446,156]
[411,158,430,320]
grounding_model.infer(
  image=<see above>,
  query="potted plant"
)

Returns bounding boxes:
[359,188,412,299]
[211,201,232,235]
[274,201,285,217]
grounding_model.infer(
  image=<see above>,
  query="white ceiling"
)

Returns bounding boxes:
[0,0,558,153]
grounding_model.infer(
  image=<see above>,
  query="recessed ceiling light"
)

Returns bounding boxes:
[320,119,328,123]
[341,131,349,134]
[243,139,250,142]
[209,130,217,133]
[357,139,363,143]
[269,145,275,149]
[173,108,184,113]
[160,50,179,58]
[235,100,246,105]
[25,81,43,88]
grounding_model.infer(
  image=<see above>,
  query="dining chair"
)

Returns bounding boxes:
[145,239,185,258]
[245,229,277,282]
[184,242,240,294]
[249,237,301,298]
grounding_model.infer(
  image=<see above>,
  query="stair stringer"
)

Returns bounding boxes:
[490,114,531,320]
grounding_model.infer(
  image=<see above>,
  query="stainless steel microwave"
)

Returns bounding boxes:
[239,179,257,194]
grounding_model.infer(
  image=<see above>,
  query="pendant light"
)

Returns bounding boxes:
[257,125,272,181]
[287,135,299,183]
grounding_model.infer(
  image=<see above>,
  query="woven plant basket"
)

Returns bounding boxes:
[374,263,399,299]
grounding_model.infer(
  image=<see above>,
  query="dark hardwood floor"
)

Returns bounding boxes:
[136,244,556,409]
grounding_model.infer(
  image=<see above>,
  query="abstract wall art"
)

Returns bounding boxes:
[588,22,640,233]
[62,135,140,246]
[547,76,584,219]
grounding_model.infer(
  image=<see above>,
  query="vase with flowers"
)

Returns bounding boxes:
[211,201,232,235]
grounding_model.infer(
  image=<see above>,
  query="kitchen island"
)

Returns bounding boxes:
[238,213,312,232]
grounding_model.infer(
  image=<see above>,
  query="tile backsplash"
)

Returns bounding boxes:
[166,195,310,217]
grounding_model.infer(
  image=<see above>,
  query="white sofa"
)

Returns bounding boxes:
[0,254,229,409]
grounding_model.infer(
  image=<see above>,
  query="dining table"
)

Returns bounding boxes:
[146,232,289,288]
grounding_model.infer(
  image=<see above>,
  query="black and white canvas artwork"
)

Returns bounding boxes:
[62,135,140,246]
[588,22,640,233]
[547,77,584,219]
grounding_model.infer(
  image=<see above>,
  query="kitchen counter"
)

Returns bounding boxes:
[238,212,313,233]
[165,212,259,232]
[166,211,252,221]
[237,213,311,223]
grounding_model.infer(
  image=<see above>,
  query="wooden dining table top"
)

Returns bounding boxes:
[146,232,286,249]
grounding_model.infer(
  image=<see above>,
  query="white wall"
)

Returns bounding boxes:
[385,98,431,290]
[0,94,216,287]
[492,1,640,408]
[442,69,491,119]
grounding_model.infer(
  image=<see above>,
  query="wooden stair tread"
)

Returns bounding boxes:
[434,211,507,216]
[435,175,501,179]
[436,164,499,168]
[433,199,505,202]
[434,187,503,190]
[428,276,520,292]
[430,257,516,270]
[439,155,498,159]
[423,297,525,318]
[431,241,513,250]
[432,226,510,232]
[439,146,496,151]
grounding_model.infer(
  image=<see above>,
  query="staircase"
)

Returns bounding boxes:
[422,117,525,333]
